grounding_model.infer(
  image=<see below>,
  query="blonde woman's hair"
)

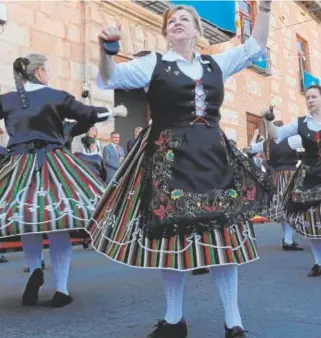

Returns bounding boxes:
[13,53,47,109]
[162,5,203,37]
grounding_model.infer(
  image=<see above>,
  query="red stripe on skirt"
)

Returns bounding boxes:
[223,228,234,263]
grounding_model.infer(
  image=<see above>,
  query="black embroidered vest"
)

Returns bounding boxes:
[147,53,224,128]
[298,116,321,166]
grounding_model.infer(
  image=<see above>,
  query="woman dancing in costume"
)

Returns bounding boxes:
[0,53,125,308]
[264,84,321,278]
[89,3,272,337]
[248,125,303,251]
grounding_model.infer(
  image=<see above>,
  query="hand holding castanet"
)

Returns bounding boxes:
[98,24,121,55]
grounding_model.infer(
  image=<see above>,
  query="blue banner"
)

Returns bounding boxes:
[303,71,320,90]
[170,0,236,34]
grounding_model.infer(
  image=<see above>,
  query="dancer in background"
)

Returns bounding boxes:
[263,84,321,277]
[90,2,272,337]
[0,53,125,307]
[248,126,303,251]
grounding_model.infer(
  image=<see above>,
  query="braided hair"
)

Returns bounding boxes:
[12,54,47,109]
[13,57,30,109]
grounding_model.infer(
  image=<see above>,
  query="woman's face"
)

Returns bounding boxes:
[165,9,197,47]
[306,88,321,114]
[88,127,97,138]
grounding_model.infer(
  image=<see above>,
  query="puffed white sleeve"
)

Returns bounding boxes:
[96,52,157,90]
[212,36,265,81]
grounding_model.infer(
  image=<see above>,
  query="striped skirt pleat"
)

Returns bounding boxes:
[88,128,259,271]
[268,169,295,222]
[0,149,105,238]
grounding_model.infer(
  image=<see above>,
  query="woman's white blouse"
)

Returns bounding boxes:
[97,36,264,116]
[248,135,303,153]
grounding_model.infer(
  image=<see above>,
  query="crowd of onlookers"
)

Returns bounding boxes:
[77,125,143,183]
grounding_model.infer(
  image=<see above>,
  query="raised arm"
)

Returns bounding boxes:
[248,140,265,155]
[251,0,272,49]
[250,129,260,145]
[263,120,298,143]
[97,27,156,90]
[213,0,271,80]
[97,26,120,83]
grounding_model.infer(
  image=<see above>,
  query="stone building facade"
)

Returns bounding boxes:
[0,0,320,149]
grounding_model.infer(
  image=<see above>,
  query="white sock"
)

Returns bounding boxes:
[48,232,72,295]
[309,239,321,265]
[280,220,294,245]
[21,234,43,274]
[162,270,185,324]
[211,265,243,329]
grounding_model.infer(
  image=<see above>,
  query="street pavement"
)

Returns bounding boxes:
[0,222,320,338]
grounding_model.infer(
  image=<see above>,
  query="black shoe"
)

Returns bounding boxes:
[282,240,303,251]
[307,264,321,277]
[146,318,187,338]
[22,268,44,306]
[225,326,247,338]
[52,291,73,308]
[191,268,210,276]
[0,255,8,263]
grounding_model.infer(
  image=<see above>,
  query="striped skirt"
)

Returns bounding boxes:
[288,205,321,238]
[277,164,321,239]
[268,169,295,222]
[87,127,261,271]
[0,149,105,238]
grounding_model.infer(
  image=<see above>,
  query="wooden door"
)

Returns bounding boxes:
[246,112,263,145]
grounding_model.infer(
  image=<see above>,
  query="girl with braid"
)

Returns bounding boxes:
[0,54,125,307]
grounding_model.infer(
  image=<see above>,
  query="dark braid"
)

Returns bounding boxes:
[13,57,30,109]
